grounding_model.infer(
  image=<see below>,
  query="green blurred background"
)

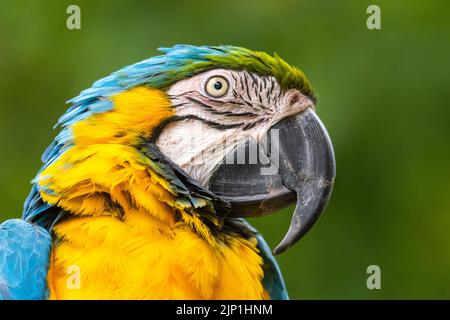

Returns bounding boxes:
[0,0,449,299]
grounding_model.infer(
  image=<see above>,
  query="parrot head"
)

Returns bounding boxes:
[25,45,335,255]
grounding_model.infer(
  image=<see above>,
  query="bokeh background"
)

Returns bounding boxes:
[0,0,449,299]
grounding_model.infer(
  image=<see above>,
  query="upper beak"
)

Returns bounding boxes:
[208,108,336,255]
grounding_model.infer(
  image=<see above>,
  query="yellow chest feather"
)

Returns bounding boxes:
[47,210,266,299]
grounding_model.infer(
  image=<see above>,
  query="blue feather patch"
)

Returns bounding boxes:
[0,219,52,300]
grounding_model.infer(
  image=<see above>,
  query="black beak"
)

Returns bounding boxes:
[208,108,336,255]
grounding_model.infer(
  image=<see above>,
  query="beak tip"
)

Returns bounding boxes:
[272,235,298,255]
[271,247,284,256]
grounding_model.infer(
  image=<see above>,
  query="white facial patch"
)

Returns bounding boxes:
[156,69,313,187]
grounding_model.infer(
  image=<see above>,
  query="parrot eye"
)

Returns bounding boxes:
[205,76,229,97]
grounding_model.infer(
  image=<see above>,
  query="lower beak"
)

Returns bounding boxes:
[208,108,336,255]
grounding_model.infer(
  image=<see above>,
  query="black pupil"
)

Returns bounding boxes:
[213,81,222,90]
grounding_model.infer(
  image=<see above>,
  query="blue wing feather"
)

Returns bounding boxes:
[241,220,289,300]
[256,233,289,300]
[0,219,52,300]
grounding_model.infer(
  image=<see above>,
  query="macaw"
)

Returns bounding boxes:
[0,45,335,300]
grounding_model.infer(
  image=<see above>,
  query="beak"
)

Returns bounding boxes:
[208,108,336,255]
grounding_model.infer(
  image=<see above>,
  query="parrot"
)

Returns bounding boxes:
[0,45,335,300]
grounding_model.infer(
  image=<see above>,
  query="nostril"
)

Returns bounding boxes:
[287,92,300,107]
